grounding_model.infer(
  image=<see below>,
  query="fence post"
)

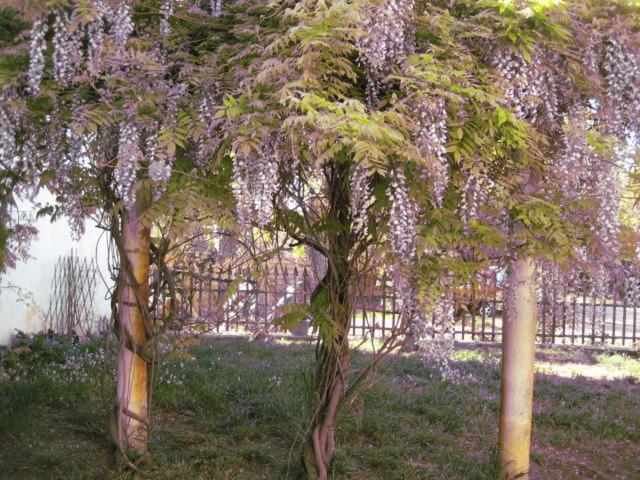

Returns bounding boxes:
[610,287,617,346]
[633,291,638,345]
[571,295,576,345]
[381,272,387,338]
[581,291,586,345]
[622,288,627,347]
[551,288,557,344]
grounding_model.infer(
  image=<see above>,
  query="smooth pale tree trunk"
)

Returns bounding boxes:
[116,190,151,457]
[499,255,537,479]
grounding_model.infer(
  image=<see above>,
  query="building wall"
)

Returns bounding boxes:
[0,194,112,345]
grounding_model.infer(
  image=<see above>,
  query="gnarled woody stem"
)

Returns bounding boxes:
[303,336,350,480]
[302,160,354,480]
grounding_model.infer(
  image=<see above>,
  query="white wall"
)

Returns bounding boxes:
[0,193,112,345]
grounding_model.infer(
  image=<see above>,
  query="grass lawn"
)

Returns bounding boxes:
[1,337,639,479]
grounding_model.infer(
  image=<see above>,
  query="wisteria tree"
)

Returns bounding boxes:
[200,0,550,477]
[0,0,235,465]
[0,9,37,274]
[455,1,640,478]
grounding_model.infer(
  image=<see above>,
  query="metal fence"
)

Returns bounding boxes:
[44,255,638,348]
[456,280,640,347]
[156,264,405,338]
[161,266,640,348]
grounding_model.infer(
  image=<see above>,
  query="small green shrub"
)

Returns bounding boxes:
[0,330,71,379]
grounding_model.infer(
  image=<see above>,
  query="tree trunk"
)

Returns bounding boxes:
[302,334,350,480]
[302,161,354,480]
[499,255,536,480]
[116,190,151,457]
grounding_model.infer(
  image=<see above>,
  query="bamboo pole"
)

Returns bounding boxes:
[499,255,537,480]
[116,190,151,456]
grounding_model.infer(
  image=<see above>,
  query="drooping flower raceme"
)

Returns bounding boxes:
[0,90,16,166]
[491,47,559,128]
[349,162,373,234]
[603,36,640,137]
[558,112,621,267]
[147,125,175,201]
[541,111,623,330]
[86,0,113,77]
[415,98,448,207]
[387,169,417,262]
[356,0,415,103]
[555,115,592,195]
[52,9,74,86]
[585,31,603,77]
[232,144,279,229]
[45,112,65,170]
[210,0,223,17]
[27,17,47,95]
[197,93,219,165]
[111,2,134,54]
[160,0,174,38]
[459,165,492,230]
[413,289,466,382]
[116,122,143,206]
[592,154,621,261]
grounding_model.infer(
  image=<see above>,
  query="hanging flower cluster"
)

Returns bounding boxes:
[414,98,448,207]
[19,133,38,187]
[45,112,65,170]
[592,156,621,260]
[356,0,415,103]
[537,249,614,341]
[0,89,40,269]
[491,48,559,127]
[112,2,134,54]
[47,103,101,238]
[398,282,422,325]
[349,163,373,234]
[536,259,571,322]
[210,0,223,17]
[584,31,603,78]
[27,1,127,88]
[541,109,622,332]
[67,102,86,166]
[622,262,640,306]
[603,36,640,136]
[147,127,175,201]
[412,289,467,382]
[160,0,174,38]
[0,91,16,166]
[196,92,223,165]
[459,165,492,230]
[116,122,143,206]
[232,145,279,228]
[387,169,417,262]
[27,18,46,95]
[559,117,621,265]
[555,115,593,196]
[87,15,105,76]
[52,10,74,86]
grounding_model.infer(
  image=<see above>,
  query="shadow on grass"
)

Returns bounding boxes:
[1,337,638,479]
